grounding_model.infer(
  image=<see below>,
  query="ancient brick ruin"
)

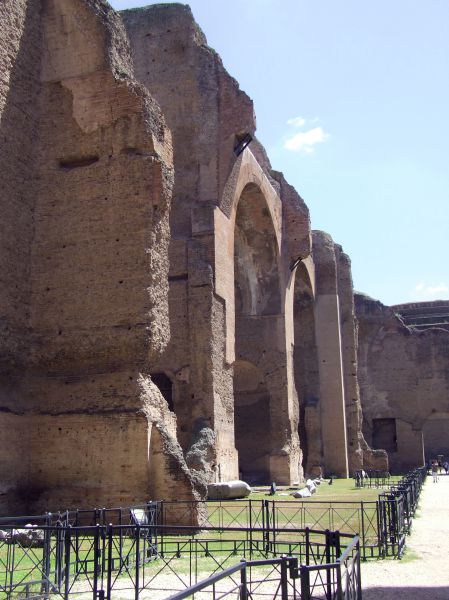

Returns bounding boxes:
[0,0,447,514]
[356,297,449,472]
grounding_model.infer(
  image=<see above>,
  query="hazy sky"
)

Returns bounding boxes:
[111,0,449,306]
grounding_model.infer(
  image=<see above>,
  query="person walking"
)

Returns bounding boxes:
[431,460,439,483]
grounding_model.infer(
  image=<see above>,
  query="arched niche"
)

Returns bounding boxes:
[234,183,281,317]
[233,182,281,484]
[292,261,320,474]
[233,359,271,483]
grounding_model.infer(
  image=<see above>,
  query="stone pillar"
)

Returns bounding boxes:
[313,231,349,477]
[189,207,239,482]
[314,294,349,476]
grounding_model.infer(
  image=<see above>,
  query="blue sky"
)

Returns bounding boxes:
[111,0,449,306]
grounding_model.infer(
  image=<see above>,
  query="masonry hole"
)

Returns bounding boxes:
[59,156,99,170]
[151,372,174,412]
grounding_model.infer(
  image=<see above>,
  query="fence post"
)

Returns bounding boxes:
[93,525,100,600]
[335,563,343,600]
[248,499,253,559]
[305,527,310,565]
[240,560,248,600]
[356,539,362,600]
[135,524,140,600]
[360,501,366,560]
[42,513,51,599]
[64,526,71,600]
[325,530,332,599]
[106,525,113,600]
[263,500,270,553]
[300,565,310,600]
[280,556,288,600]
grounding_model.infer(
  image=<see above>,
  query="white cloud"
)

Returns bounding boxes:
[284,126,330,153]
[287,116,306,127]
[413,282,449,298]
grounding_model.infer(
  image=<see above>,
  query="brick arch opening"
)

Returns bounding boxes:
[233,182,281,484]
[234,183,281,317]
[234,360,271,483]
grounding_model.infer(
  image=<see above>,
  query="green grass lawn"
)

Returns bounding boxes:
[0,480,400,594]
[249,476,401,503]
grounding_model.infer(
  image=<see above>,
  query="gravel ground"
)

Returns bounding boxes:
[360,473,449,599]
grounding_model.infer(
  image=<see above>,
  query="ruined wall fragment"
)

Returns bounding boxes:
[356,293,449,472]
[334,247,387,473]
[0,0,203,513]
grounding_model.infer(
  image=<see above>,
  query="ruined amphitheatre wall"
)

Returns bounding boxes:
[0,0,200,514]
[355,294,449,472]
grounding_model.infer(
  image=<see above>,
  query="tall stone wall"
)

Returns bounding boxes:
[356,294,449,472]
[0,0,41,374]
[0,0,201,514]
[0,0,42,513]
[122,5,310,485]
[1,0,394,510]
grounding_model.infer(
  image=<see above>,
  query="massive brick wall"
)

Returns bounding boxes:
[0,0,40,374]
[0,0,202,514]
[0,0,42,513]
[356,294,449,472]
[1,0,393,509]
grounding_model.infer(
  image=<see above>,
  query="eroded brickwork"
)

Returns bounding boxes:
[1,0,396,513]
[356,294,449,472]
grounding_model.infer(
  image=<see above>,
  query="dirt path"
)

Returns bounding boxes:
[361,473,449,599]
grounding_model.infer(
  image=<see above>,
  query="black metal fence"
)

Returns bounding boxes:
[0,467,425,599]
[0,521,359,600]
[165,534,361,600]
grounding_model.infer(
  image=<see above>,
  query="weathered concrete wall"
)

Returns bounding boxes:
[356,294,449,472]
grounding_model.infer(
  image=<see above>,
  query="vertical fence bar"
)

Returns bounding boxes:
[325,530,332,599]
[280,556,288,600]
[93,525,100,600]
[356,539,362,600]
[360,501,366,561]
[305,527,310,565]
[64,526,71,600]
[42,514,51,599]
[240,560,248,600]
[106,525,113,600]
[135,524,140,600]
[249,499,253,558]
[300,565,311,600]
[336,563,342,600]
[57,522,64,591]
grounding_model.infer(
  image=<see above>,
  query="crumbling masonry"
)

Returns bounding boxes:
[3,0,445,514]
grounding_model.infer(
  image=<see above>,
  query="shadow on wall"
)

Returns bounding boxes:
[363,587,449,600]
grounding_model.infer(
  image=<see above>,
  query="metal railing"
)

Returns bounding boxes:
[0,521,357,599]
[0,467,426,599]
